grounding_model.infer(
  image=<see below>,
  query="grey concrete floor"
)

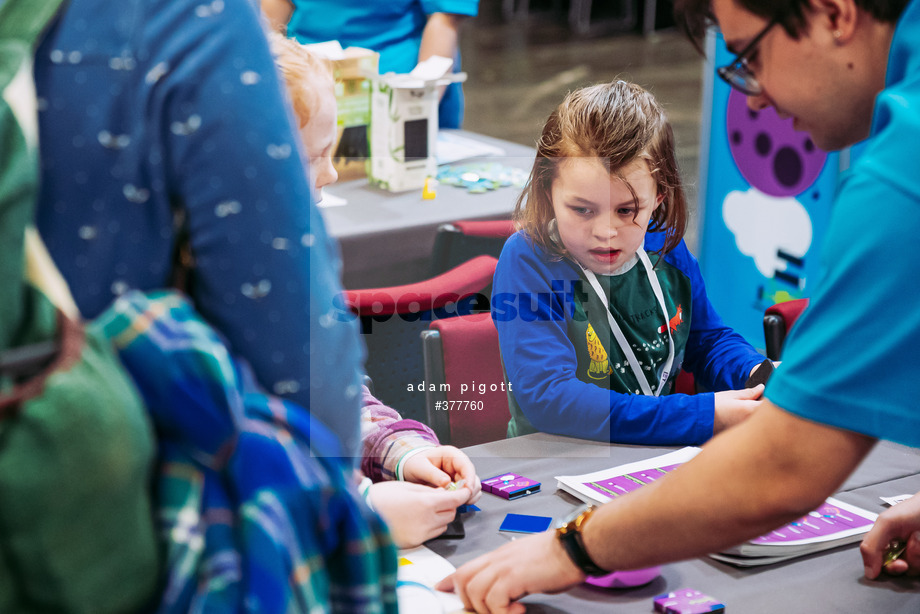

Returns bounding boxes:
[459,0,705,250]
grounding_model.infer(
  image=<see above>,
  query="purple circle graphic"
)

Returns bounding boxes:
[725,89,828,197]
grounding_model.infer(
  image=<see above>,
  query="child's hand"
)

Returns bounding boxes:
[402,445,482,504]
[367,481,471,548]
[713,385,764,434]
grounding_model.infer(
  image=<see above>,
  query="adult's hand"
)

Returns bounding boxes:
[368,481,470,548]
[402,445,482,503]
[436,530,584,614]
[418,12,465,102]
[713,385,763,434]
[861,491,920,578]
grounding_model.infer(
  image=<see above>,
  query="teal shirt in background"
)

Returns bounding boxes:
[287,0,479,128]
[766,0,920,447]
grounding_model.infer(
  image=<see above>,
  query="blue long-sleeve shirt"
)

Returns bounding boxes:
[33,0,365,458]
[493,231,764,445]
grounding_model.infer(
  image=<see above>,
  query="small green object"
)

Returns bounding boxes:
[437,162,529,193]
[883,538,908,566]
[446,479,466,491]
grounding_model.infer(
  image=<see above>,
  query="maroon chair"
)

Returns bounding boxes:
[429,220,515,276]
[341,255,497,424]
[421,311,695,446]
[421,313,510,447]
[673,369,697,395]
[763,298,810,360]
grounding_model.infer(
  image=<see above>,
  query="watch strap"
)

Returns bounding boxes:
[557,506,608,576]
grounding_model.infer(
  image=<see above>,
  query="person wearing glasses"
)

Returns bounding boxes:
[436,0,920,611]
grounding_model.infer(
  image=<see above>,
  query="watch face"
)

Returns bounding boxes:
[555,504,607,576]
[558,504,591,529]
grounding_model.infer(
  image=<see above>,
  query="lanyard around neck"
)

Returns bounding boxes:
[580,248,675,397]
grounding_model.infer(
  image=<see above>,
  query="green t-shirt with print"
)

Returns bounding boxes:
[507,252,694,437]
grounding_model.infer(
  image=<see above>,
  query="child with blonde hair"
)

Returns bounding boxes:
[492,80,770,444]
[269,32,338,203]
[268,31,481,547]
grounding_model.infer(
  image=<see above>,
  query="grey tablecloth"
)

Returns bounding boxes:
[428,433,920,613]
[320,131,535,288]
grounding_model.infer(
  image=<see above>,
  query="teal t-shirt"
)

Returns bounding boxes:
[286,0,479,128]
[766,0,920,447]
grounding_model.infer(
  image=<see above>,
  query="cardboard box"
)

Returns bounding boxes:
[368,57,466,192]
[306,42,379,182]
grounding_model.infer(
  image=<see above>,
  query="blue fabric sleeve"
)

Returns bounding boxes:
[493,234,716,445]
[142,0,365,458]
[659,239,765,391]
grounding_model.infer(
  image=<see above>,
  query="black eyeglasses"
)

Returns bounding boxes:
[717,17,778,96]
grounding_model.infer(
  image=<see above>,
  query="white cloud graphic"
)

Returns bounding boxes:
[722,188,812,279]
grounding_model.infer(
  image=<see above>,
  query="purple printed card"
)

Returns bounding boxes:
[628,468,670,484]
[586,475,644,499]
[750,500,875,545]
[653,588,725,614]
[555,447,701,507]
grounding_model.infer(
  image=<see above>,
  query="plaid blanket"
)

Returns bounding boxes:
[93,290,398,614]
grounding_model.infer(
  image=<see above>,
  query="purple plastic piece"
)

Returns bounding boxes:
[481,473,541,499]
[653,588,725,613]
[584,566,661,589]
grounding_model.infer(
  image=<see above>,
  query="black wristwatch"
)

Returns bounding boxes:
[555,505,608,577]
